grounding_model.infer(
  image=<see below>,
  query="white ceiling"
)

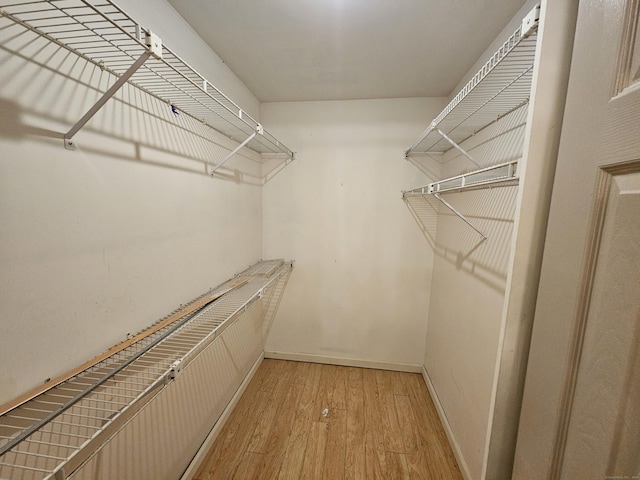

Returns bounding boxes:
[168,0,528,103]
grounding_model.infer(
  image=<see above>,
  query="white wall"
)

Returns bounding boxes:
[261,98,446,369]
[421,2,573,479]
[424,106,527,480]
[0,1,263,406]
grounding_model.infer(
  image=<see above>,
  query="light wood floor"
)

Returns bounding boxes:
[194,359,463,480]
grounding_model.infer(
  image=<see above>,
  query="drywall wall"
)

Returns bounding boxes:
[0,1,264,406]
[261,97,446,369]
[424,105,526,480]
[422,1,574,479]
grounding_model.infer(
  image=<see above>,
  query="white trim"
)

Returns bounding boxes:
[421,366,472,480]
[180,353,264,480]
[264,351,422,373]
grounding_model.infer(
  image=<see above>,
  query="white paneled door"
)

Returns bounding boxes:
[514,1,640,479]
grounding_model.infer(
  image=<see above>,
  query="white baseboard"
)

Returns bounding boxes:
[421,365,472,480]
[180,353,264,480]
[264,350,422,373]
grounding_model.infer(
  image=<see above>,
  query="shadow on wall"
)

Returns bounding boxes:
[441,104,528,174]
[0,20,289,186]
[0,97,60,140]
[403,104,527,294]
[404,194,439,249]
[405,152,443,180]
[404,185,518,294]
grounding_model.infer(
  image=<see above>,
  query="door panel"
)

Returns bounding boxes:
[514,1,640,478]
[561,169,640,478]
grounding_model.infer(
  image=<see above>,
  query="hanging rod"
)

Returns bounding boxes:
[0,0,294,160]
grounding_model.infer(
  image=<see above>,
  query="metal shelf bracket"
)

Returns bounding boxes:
[434,193,487,240]
[522,4,540,36]
[64,31,163,150]
[210,124,263,175]
[168,360,183,381]
[436,129,480,168]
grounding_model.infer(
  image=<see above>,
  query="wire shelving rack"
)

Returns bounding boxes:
[403,4,540,239]
[405,5,539,158]
[0,259,293,480]
[403,160,520,198]
[0,0,294,165]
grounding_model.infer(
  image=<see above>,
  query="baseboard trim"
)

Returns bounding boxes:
[421,365,472,480]
[264,350,422,373]
[180,353,264,480]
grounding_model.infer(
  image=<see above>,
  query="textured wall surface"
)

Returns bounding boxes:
[261,97,446,368]
[0,0,264,406]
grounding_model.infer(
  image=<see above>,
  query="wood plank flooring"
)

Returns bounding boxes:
[193,359,462,480]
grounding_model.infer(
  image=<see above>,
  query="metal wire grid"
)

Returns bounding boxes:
[173,274,281,366]
[0,0,293,158]
[406,25,538,155]
[0,260,292,480]
[403,160,520,197]
[240,259,286,277]
[260,265,292,339]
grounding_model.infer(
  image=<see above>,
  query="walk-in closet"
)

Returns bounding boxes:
[1,1,639,479]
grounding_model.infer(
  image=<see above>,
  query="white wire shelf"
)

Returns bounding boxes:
[405,4,539,157]
[402,5,538,240]
[0,259,293,480]
[0,0,294,160]
[402,160,520,240]
[402,160,519,198]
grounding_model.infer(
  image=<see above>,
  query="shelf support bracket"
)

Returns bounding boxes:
[64,31,162,150]
[210,124,263,175]
[434,192,487,240]
[436,129,481,168]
